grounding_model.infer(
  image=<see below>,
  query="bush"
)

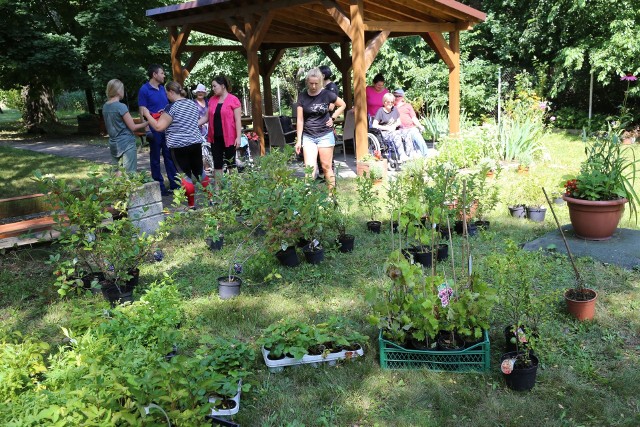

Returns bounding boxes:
[56,90,87,112]
[0,89,24,110]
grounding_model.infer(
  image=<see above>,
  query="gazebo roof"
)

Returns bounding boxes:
[147,0,486,47]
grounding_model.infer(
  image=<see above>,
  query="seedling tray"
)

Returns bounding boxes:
[378,330,490,372]
[261,345,364,373]
[209,381,241,417]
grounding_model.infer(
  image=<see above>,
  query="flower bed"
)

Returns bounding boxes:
[378,330,490,372]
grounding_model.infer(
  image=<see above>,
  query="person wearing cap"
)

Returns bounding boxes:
[192,83,209,138]
[366,73,389,118]
[393,88,433,157]
[371,93,414,165]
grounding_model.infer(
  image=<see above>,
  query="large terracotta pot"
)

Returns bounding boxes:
[563,195,627,240]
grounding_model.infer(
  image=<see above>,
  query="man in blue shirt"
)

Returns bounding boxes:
[138,64,178,195]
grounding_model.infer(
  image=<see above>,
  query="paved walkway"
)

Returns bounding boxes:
[523,225,640,270]
[2,139,360,179]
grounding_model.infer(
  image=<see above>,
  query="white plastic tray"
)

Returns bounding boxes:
[262,345,364,372]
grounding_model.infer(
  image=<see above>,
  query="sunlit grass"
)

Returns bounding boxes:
[1,131,640,425]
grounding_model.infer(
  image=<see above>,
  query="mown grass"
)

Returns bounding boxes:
[1,131,640,426]
[0,145,108,198]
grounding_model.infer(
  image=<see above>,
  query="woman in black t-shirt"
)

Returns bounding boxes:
[295,68,346,188]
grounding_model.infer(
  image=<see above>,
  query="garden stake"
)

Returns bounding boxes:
[542,187,584,289]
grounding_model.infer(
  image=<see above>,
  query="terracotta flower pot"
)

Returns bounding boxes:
[565,288,597,321]
[563,195,627,240]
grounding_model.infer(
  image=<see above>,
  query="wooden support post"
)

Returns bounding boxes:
[350,0,367,161]
[340,42,352,110]
[169,25,191,85]
[448,31,460,135]
[261,54,274,115]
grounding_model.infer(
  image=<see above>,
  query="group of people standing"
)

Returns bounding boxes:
[102,65,242,206]
[102,64,434,204]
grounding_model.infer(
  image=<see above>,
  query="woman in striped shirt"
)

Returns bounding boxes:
[142,81,206,206]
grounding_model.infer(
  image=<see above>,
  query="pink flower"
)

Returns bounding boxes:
[620,74,637,81]
[550,116,556,122]
[538,101,548,110]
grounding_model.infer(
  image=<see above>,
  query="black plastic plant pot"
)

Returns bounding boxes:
[100,269,139,307]
[206,236,224,251]
[435,243,449,261]
[437,224,451,240]
[475,220,490,230]
[501,351,539,391]
[217,275,242,300]
[302,244,324,264]
[367,220,382,233]
[526,207,547,222]
[82,272,105,294]
[412,250,433,267]
[508,205,526,219]
[337,234,355,253]
[275,246,300,267]
[454,220,478,236]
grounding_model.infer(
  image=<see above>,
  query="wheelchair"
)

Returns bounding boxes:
[367,128,401,170]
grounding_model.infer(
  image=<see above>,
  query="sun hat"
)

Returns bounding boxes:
[393,88,405,96]
[192,83,207,94]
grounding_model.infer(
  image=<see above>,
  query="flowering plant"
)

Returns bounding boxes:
[244,131,259,141]
[563,132,640,219]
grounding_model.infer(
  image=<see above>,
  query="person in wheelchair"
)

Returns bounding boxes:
[393,88,434,157]
[371,93,416,166]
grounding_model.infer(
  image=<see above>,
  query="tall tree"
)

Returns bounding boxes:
[0,0,170,132]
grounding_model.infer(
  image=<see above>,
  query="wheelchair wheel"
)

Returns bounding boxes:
[367,133,381,155]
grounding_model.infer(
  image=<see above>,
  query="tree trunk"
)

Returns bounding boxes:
[21,83,58,133]
[85,87,96,115]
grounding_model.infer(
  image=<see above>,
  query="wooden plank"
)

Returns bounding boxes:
[0,194,53,219]
[350,0,368,161]
[0,229,60,250]
[448,30,460,135]
[0,216,61,239]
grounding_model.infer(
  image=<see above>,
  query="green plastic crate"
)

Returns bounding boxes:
[378,330,490,372]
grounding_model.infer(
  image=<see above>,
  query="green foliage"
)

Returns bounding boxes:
[35,169,161,294]
[566,132,640,219]
[258,318,366,360]
[0,89,23,110]
[356,171,379,221]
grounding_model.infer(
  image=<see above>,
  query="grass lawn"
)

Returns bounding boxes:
[0,145,108,198]
[1,131,639,426]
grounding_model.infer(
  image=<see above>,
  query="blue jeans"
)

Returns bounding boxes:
[401,127,429,156]
[148,129,178,191]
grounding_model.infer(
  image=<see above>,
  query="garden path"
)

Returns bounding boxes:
[523,224,640,270]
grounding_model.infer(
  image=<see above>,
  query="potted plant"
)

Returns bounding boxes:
[562,131,640,240]
[258,318,366,372]
[357,171,381,233]
[356,153,388,182]
[298,180,332,264]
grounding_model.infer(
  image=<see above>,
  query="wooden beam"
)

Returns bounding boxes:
[182,45,244,52]
[261,49,284,77]
[184,51,204,73]
[363,21,459,33]
[350,0,367,161]
[323,0,351,34]
[227,18,247,46]
[319,45,342,69]
[340,41,353,110]
[422,32,455,69]
[448,30,460,135]
[149,0,313,28]
[364,31,390,69]
[249,10,275,48]
[169,26,190,84]
[262,34,344,43]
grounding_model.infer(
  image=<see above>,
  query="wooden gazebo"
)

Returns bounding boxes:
[146,0,485,159]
